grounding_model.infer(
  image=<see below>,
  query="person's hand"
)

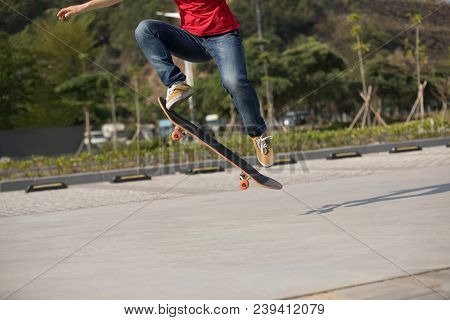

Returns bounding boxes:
[57,5,84,21]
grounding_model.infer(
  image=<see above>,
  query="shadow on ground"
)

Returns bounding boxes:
[303,183,450,215]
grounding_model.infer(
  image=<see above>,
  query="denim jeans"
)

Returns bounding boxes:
[135,19,266,137]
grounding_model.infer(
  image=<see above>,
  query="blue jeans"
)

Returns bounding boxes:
[135,19,266,137]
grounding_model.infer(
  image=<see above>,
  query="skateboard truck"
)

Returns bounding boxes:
[171,126,184,141]
[239,173,250,190]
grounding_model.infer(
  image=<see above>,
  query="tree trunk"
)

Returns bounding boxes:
[133,76,142,141]
[357,35,368,97]
[108,78,118,151]
[254,0,272,125]
[225,101,237,137]
[84,107,91,155]
[415,26,424,122]
[431,86,448,120]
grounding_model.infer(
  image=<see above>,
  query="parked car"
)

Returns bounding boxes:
[102,123,127,143]
[279,110,309,127]
[204,114,226,136]
[140,124,157,140]
[84,131,107,147]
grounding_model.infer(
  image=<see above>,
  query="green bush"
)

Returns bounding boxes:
[0,117,448,181]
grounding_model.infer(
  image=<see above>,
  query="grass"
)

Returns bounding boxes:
[0,117,448,181]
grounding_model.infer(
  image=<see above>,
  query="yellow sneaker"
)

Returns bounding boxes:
[166,82,194,109]
[252,133,274,167]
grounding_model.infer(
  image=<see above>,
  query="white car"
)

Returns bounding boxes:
[102,123,128,143]
[84,131,107,147]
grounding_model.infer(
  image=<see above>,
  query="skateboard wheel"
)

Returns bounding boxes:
[171,126,183,141]
[240,179,250,191]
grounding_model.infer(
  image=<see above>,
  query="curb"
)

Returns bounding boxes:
[285,136,449,162]
[1,136,448,193]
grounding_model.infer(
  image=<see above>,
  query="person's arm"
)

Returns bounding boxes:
[57,0,122,21]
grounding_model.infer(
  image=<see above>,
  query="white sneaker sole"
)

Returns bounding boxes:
[166,88,195,110]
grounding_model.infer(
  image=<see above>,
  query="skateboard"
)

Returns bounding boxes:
[158,97,282,191]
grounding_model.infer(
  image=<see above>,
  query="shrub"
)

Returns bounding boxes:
[0,117,447,181]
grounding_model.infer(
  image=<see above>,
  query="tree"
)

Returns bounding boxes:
[55,73,109,154]
[428,69,449,119]
[2,0,448,132]
[346,13,385,128]
[231,0,326,42]
[193,69,231,123]
[243,34,290,123]
[6,13,102,128]
[0,0,56,34]
[405,13,428,123]
[278,37,348,119]
[366,51,417,118]
[0,32,38,129]
[18,13,98,82]
[104,0,166,66]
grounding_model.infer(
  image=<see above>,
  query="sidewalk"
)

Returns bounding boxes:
[1,146,449,299]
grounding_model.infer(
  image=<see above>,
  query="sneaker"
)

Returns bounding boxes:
[166,82,194,109]
[252,133,274,167]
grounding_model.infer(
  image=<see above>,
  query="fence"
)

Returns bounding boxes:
[0,126,83,158]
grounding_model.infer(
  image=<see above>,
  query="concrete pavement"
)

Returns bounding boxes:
[0,146,449,299]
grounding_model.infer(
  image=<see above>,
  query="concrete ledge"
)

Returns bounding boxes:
[1,136,448,193]
[286,136,450,162]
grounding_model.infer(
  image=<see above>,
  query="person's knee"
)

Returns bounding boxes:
[135,19,160,41]
[222,75,249,93]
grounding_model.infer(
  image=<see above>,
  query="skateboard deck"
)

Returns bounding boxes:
[158,97,282,190]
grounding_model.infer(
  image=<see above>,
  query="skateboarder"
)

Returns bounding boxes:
[57,0,274,167]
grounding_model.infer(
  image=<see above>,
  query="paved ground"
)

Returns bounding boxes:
[0,146,449,299]
[293,268,450,300]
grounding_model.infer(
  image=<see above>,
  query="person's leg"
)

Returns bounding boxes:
[201,31,266,138]
[202,31,274,167]
[134,19,212,87]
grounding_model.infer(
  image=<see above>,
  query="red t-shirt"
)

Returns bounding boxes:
[174,0,240,36]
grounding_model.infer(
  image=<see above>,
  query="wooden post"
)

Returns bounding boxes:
[184,61,196,123]
[350,86,373,129]
[131,76,143,142]
[356,34,367,97]
[254,0,272,125]
[369,103,387,127]
[84,107,91,155]
[406,81,427,122]
[77,55,91,155]
[439,86,448,118]
[442,101,448,119]
[108,77,118,151]
[415,25,424,122]
[430,78,448,120]
[224,100,237,137]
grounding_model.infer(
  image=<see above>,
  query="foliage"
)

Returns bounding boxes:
[0,32,40,128]
[0,0,57,34]
[1,13,102,128]
[56,73,108,105]
[404,13,428,67]
[231,0,327,42]
[0,0,448,131]
[1,117,447,181]
[193,69,232,122]
[365,51,417,112]
[279,37,347,105]
[19,13,98,81]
